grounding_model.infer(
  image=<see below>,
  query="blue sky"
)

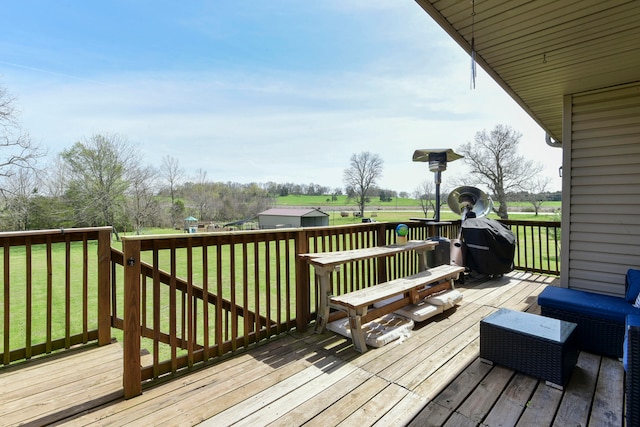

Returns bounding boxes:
[0,1,562,194]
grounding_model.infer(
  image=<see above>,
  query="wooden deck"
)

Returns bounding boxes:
[0,272,626,426]
[0,341,123,426]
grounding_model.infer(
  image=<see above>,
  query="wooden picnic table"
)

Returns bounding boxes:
[299,240,438,336]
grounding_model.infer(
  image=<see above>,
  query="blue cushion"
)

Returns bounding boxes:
[624,331,628,371]
[627,314,640,328]
[538,286,640,324]
[624,315,640,371]
[626,269,640,303]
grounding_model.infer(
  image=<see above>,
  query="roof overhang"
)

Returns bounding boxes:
[415,0,640,144]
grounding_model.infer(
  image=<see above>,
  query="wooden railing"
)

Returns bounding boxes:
[0,227,112,365]
[0,219,560,398]
[503,219,561,275]
[119,223,423,397]
[435,219,561,275]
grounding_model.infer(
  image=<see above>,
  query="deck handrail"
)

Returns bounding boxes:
[119,224,404,397]
[503,219,561,275]
[0,219,560,398]
[0,227,112,365]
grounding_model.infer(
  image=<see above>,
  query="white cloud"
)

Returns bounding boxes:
[1,1,562,195]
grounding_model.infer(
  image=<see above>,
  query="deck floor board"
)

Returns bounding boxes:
[0,272,627,426]
[0,343,123,427]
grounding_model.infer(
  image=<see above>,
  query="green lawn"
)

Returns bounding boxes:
[0,241,101,353]
[274,194,421,208]
[274,194,561,223]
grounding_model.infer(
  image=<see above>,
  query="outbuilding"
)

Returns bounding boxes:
[257,208,329,229]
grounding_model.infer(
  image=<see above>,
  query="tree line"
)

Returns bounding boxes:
[0,82,559,233]
[0,132,280,234]
[0,126,403,234]
[1,131,558,234]
[346,125,560,220]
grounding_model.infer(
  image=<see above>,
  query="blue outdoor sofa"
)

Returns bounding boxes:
[537,268,640,425]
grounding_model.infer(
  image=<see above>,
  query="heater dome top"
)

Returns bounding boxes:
[412,148,463,163]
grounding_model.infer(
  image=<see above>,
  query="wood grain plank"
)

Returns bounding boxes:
[302,375,390,427]
[589,356,624,427]
[300,240,437,268]
[336,382,410,426]
[361,302,491,380]
[0,273,622,427]
[413,338,484,402]
[1,348,121,396]
[443,411,483,427]
[266,367,374,427]
[205,360,339,426]
[408,357,492,427]
[482,373,539,427]
[0,341,121,380]
[553,351,600,426]
[392,307,495,390]
[373,391,427,427]
[330,265,463,309]
[240,362,362,426]
[451,365,514,424]
[118,344,321,426]
[516,381,563,426]
[64,335,306,426]
[0,344,123,427]
[10,377,123,427]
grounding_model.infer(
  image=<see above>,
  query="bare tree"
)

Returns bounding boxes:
[160,155,185,228]
[0,84,43,193]
[40,156,71,198]
[413,180,435,218]
[61,133,138,239]
[2,168,37,230]
[524,176,552,215]
[127,164,159,234]
[188,168,210,221]
[343,152,384,217]
[457,124,543,219]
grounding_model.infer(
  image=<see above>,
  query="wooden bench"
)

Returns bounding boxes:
[300,240,438,334]
[329,264,465,352]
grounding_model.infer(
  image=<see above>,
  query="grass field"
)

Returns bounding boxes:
[321,210,561,227]
[1,241,102,352]
[274,194,561,209]
[273,194,561,224]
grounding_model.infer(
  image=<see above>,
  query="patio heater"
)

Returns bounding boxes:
[412,148,463,222]
[412,148,463,267]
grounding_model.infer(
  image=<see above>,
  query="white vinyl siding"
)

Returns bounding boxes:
[562,83,640,296]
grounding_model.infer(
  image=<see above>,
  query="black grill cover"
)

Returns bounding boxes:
[461,217,516,275]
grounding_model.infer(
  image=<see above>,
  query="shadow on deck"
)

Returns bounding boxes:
[0,271,626,426]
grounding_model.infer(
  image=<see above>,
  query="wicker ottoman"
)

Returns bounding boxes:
[480,308,578,388]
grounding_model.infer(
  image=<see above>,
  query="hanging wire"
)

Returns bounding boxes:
[470,0,477,89]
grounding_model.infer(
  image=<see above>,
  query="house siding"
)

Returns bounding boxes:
[562,82,640,296]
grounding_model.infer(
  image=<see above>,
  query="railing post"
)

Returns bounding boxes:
[377,223,388,282]
[122,238,142,399]
[295,228,310,332]
[97,228,112,346]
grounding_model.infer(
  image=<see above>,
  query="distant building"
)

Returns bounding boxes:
[257,208,329,229]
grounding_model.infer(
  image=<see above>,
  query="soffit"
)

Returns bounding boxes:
[415,0,640,142]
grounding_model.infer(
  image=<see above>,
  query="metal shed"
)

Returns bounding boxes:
[257,208,329,229]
